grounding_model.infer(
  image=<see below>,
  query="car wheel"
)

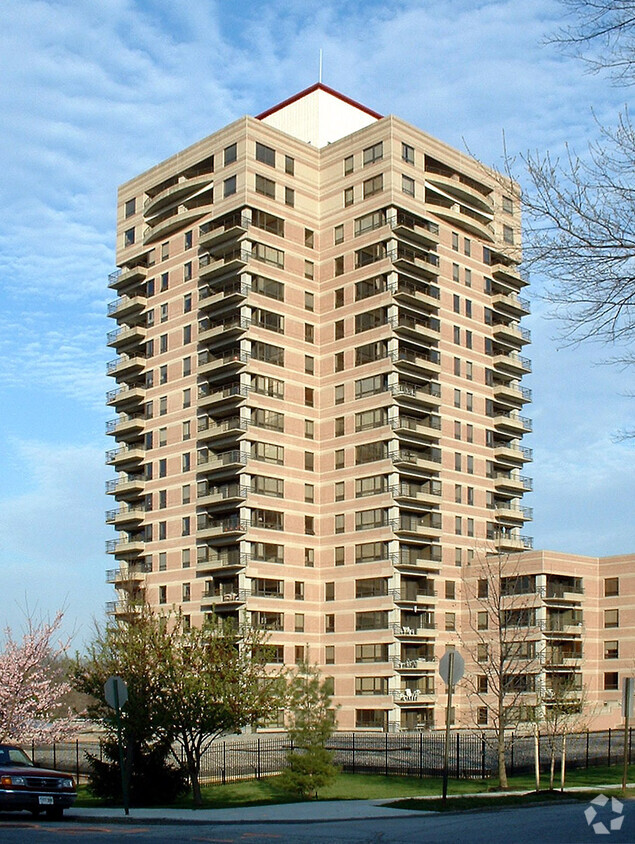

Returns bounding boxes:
[45,807,64,820]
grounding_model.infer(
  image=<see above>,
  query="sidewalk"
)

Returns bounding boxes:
[65,784,634,826]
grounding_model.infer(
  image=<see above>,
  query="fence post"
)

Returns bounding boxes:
[53,742,56,770]
[76,740,79,783]
[630,727,633,765]
[352,732,355,775]
[608,729,612,767]
[419,731,423,779]
[385,731,388,777]
[510,734,514,777]
[31,740,35,763]
[257,737,261,780]
[481,734,486,780]
[586,730,589,769]
[222,741,226,785]
[456,732,460,778]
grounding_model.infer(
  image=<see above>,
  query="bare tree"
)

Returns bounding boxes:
[460,552,544,789]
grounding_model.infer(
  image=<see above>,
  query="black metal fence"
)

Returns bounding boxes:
[28,728,634,785]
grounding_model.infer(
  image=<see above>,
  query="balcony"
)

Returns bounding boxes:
[198,248,250,280]
[492,291,531,317]
[391,347,441,378]
[105,474,145,498]
[197,483,249,508]
[492,381,532,405]
[389,245,440,280]
[197,382,249,410]
[199,213,250,250]
[424,168,494,214]
[490,412,532,435]
[492,472,533,494]
[105,536,146,556]
[492,321,531,346]
[488,533,533,552]
[391,447,442,474]
[391,622,436,637]
[106,384,145,410]
[391,414,442,441]
[105,444,146,469]
[391,481,442,507]
[391,586,436,603]
[105,600,144,618]
[198,315,250,345]
[390,381,442,409]
[392,655,436,670]
[108,265,148,292]
[143,205,209,245]
[492,352,532,376]
[106,560,151,585]
[105,505,146,526]
[489,262,528,288]
[391,313,441,344]
[493,502,533,522]
[424,192,494,242]
[389,211,440,248]
[197,515,249,540]
[106,413,145,440]
[197,415,247,444]
[107,294,146,321]
[106,323,146,350]
[106,353,146,379]
[199,279,249,312]
[143,174,213,218]
[544,618,584,636]
[196,448,248,476]
[394,513,442,538]
[391,276,440,312]
[196,552,245,573]
[395,549,442,570]
[490,442,533,464]
[391,687,435,703]
[202,588,249,605]
[198,348,249,378]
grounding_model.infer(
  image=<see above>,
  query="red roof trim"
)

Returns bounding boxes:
[256,83,383,121]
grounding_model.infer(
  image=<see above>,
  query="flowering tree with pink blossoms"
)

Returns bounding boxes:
[0,611,76,743]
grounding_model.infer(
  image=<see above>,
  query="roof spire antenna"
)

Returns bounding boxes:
[319,49,323,83]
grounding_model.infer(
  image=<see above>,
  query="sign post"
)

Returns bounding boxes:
[439,650,465,805]
[104,675,130,815]
[622,677,633,795]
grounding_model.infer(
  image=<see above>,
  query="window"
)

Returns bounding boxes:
[402,142,414,164]
[256,142,275,167]
[402,175,415,196]
[467,518,474,537]
[453,263,460,282]
[334,514,345,534]
[334,224,344,244]
[355,441,388,464]
[478,611,489,630]
[252,275,284,301]
[253,475,284,498]
[184,261,192,282]
[182,548,190,568]
[344,186,354,206]
[605,609,619,628]
[335,449,345,469]
[184,230,192,249]
[335,416,345,437]
[158,489,167,508]
[363,141,383,166]
[453,325,461,344]
[445,581,456,600]
[305,291,314,311]
[344,155,354,175]
[477,707,488,726]
[335,287,344,308]
[335,352,344,372]
[251,442,284,465]
[285,186,295,206]
[464,237,471,256]
[304,451,314,471]
[305,387,314,407]
[182,452,190,471]
[454,389,461,408]
[305,484,314,503]
[452,232,459,251]
[159,585,167,604]
[325,582,335,602]
[305,548,314,567]
[355,611,389,631]
[295,613,305,633]
[285,155,295,175]
[160,333,168,353]
[355,508,387,530]
[224,142,237,165]
[255,174,275,198]
[182,484,190,504]
[467,455,474,474]
[466,361,473,380]
[305,355,314,375]
[455,484,462,503]
[183,324,192,344]
[604,641,619,659]
[503,224,514,245]
[304,227,314,248]
[478,579,489,598]
[363,174,383,198]
[465,330,473,349]
[335,481,345,501]
[305,516,315,535]
[604,672,619,691]
[355,677,388,696]
[455,548,462,566]
[477,643,488,662]
[305,419,314,439]
[184,293,192,313]
[325,645,335,664]
[335,546,345,566]
[453,294,460,314]
[159,365,167,384]
[183,388,191,408]
[223,175,236,197]
[465,268,472,287]
[454,452,462,471]
[466,392,473,411]
[334,256,344,276]
[355,408,387,431]
[158,427,167,448]
[182,517,190,536]
[124,227,135,247]
[183,357,191,377]
[502,195,514,214]
[605,577,619,597]
[160,303,168,322]
[158,521,167,540]
[159,396,168,415]
[325,614,335,633]
[445,612,456,631]
[124,197,136,218]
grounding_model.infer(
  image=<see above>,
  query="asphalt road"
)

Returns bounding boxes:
[1,800,634,843]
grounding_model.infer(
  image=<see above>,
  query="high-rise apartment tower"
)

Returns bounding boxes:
[106,84,533,731]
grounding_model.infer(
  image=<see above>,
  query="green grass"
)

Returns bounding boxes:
[74,763,635,811]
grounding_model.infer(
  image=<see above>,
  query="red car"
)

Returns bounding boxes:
[0,744,76,820]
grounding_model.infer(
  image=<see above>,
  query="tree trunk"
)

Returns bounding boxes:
[534,727,540,792]
[560,733,567,791]
[498,729,508,789]
[184,747,202,807]
[549,746,555,790]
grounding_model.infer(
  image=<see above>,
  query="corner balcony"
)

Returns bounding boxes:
[391,447,442,474]
[197,483,249,508]
[492,351,532,376]
[198,248,250,281]
[196,550,246,574]
[143,205,209,245]
[492,291,531,317]
[198,314,250,345]
[391,585,437,605]
[392,655,437,671]
[391,347,441,378]
[105,536,146,557]
[105,443,146,470]
[199,279,250,312]
[106,560,151,585]
[492,380,532,406]
[391,276,441,312]
[391,480,442,507]
[198,348,250,378]
[197,515,249,541]
[197,382,249,410]
[196,448,248,477]
[106,383,145,410]
[107,294,146,321]
[424,193,494,242]
[105,505,146,526]
[391,414,442,441]
[487,532,533,553]
[198,213,250,250]
[493,502,533,522]
[424,168,494,214]
[106,413,145,440]
[105,474,145,498]
[543,617,584,636]
[390,381,442,410]
[395,548,442,570]
[106,323,147,350]
[197,415,247,444]
[389,210,440,248]
[391,313,441,345]
[492,321,531,347]
[394,513,442,539]
[492,472,533,494]
[389,245,440,280]
[391,686,435,704]
[108,265,148,292]
[391,621,436,638]
[106,354,146,379]
[490,442,533,465]
[143,174,213,218]
[489,262,528,289]
[489,412,532,436]
[201,587,249,606]
[105,600,144,619]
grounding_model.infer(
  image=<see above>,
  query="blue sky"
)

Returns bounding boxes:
[0,0,632,644]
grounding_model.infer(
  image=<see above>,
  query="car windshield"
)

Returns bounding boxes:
[0,747,34,767]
